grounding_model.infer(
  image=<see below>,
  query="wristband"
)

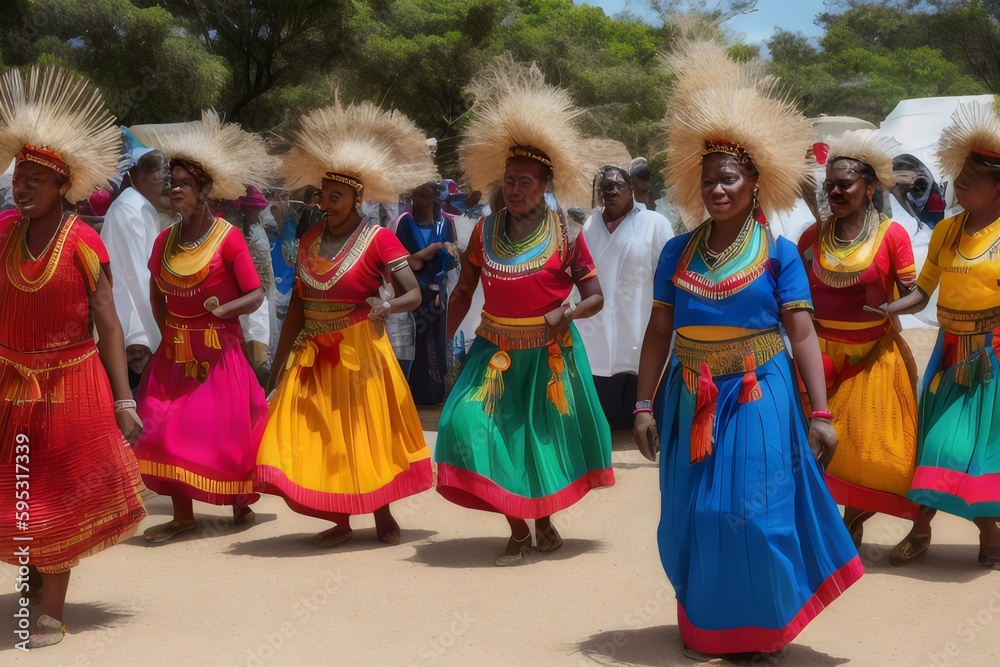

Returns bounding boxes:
[811,410,833,419]
[114,399,137,412]
[633,408,654,415]
[635,399,653,411]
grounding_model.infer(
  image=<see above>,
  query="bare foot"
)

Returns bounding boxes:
[374,507,401,545]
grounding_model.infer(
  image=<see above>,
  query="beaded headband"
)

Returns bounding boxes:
[323,171,364,195]
[971,147,1000,167]
[508,145,553,169]
[17,143,71,178]
[702,138,753,165]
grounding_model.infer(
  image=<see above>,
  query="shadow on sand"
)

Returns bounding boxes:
[575,625,849,667]
[223,528,439,558]
[0,594,139,653]
[405,536,606,569]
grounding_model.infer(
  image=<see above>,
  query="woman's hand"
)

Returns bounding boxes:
[633,412,660,461]
[544,303,574,340]
[115,409,143,445]
[808,419,838,469]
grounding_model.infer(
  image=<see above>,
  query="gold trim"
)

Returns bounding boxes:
[139,460,253,496]
[475,311,549,350]
[4,216,75,293]
[323,171,364,195]
[674,329,784,377]
[299,224,378,291]
[160,219,230,289]
[937,304,1000,335]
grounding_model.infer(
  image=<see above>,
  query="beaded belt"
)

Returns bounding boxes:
[674,328,784,377]
[937,305,1000,336]
[476,311,549,350]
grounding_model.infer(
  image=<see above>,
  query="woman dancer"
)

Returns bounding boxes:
[890,100,1000,566]
[797,130,934,563]
[255,99,435,547]
[435,57,614,566]
[132,111,276,542]
[633,42,860,657]
[0,67,145,647]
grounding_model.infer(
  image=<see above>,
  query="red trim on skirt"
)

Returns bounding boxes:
[678,556,864,654]
[825,473,921,520]
[254,458,433,517]
[436,463,615,520]
[910,467,1000,505]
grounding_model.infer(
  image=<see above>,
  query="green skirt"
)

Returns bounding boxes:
[434,324,614,519]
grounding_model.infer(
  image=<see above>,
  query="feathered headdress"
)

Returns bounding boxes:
[281,95,438,203]
[0,66,121,204]
[826,129,899,188]
[662,40,773,105]
[130,109,277,201]
[936,98,1000,179]
[460,54,596,208]
[663,44,812,225]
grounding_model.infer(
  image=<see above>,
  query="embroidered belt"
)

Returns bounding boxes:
[937,305,1000,336]
[476,311,549,350]
[674,328,784,377]
[0,339,96,403]
[673,329,783,466]
[471,311,571,417]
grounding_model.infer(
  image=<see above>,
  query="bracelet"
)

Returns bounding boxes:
[635,400,653,411]
[811,410,833,420]
[114,399,137,412]
[383,300,392,314]
[633,408,654,415]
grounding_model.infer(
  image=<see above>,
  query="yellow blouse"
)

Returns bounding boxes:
[917,212,1000,335]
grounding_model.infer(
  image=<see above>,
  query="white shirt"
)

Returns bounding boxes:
[578,203,673,377]
[100,188,162,352]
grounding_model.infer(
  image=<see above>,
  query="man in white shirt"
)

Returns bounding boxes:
[100,148,171,387]
[578,165,673,429]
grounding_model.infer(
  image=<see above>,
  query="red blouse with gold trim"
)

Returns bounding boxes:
[295,221,411,332]
[468,208,596,318]
[798,217,916,344]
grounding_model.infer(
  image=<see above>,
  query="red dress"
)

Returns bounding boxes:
[0,215,145,573]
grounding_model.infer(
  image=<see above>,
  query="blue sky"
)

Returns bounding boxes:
[584,0,828,44]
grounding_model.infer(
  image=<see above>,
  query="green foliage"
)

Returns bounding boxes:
[769,2,991,122]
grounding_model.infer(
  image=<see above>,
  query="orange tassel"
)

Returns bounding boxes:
[690,362,718,464]
[173,329,193,363]
[546,342,570,415]
[738,371,761,404]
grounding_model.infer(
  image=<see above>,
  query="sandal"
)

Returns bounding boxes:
[313,527,353,548]
[681,643,722,662]
[535,525,563,553]
[889,531,932,566]
[495,534,531,567]
[27,614,65,649]
[143,519,197,543]
[978,547,1000,568]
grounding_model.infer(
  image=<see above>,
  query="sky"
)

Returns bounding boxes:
[585,0,829,45]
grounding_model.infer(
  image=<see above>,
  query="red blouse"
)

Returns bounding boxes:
[468,210,596,318]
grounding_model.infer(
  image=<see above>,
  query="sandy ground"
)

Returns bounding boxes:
[4,328,1000,666]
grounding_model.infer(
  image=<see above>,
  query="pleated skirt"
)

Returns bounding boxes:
[255,320,431,517]
[657,351,861,654]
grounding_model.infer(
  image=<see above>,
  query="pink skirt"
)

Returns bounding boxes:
[134,324,266,505]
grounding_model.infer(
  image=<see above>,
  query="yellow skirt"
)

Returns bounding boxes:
[254,319,431,517]
[822,329,921,518]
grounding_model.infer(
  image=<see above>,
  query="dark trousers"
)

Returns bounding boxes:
[593,373,638,430]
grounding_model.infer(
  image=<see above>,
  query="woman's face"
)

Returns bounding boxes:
[319,179,359,233]
[169,165,208,216]
[700,153,757,225]
[502,157,550,218]
[11,161,69,219]
[954,157,1000,215]
[824,160,874,219]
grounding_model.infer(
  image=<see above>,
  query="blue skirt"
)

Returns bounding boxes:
[656,351,861,654]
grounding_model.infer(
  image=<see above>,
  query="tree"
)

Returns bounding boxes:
[1,0,228,125]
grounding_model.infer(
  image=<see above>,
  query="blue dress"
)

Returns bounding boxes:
[652,218,861,654]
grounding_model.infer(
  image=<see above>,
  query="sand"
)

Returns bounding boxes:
[3,328,999,666]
